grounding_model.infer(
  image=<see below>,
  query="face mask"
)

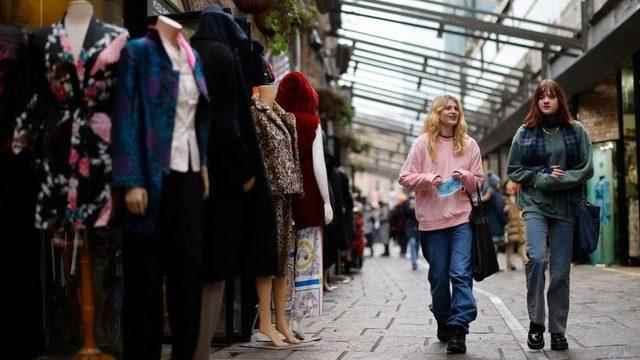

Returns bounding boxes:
[436,177,463,198]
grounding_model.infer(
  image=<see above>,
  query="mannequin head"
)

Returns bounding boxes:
[276,71,319,115]
[156,15,182,45]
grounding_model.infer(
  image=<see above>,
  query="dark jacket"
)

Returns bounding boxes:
[191,5,278,279]
[112,29,209,234]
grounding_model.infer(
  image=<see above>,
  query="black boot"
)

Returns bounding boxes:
[550,333,568,351]
[436,321,450,342]
[382,244,390,257]
[446,325,466,354]
[527,322,545,350]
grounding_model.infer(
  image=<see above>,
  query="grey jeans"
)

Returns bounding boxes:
[524,213,573,334]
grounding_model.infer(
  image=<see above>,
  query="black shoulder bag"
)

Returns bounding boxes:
[466,184,500,281]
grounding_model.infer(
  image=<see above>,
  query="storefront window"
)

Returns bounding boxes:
[588,141,618,265]
[622,68,639,260]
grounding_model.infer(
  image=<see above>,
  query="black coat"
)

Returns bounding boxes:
[192,7,278,280]
[0,25,30,155]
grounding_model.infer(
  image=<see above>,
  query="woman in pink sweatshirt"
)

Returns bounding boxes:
[399,95,484,354]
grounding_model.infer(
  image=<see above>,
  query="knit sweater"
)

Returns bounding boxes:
[399,134,484,231]
[507,121,593,222]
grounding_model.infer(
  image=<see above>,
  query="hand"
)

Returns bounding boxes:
[432,175,443,188]
[324,202,334,225]
[550,165,566,178]
[125,187,148,216]
[201,166,210,199]
[452,170,463,181]
[243,177,256,192]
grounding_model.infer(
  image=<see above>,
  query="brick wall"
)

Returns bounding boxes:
[577,79,620,143]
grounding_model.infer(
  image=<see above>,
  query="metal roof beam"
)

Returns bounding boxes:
[413,0,580,33]
[351,57,515,101]
[351,46,522,92]
[342,35,526,82]
[352,119,418,137]
[339,28,526,74]
[350,84,493,125]
[341,70,502,108]
[342,0,584,51]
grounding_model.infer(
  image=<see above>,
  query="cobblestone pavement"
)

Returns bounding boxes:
[210,247,640,360]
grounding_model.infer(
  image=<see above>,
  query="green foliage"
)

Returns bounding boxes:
[263,0,319,55]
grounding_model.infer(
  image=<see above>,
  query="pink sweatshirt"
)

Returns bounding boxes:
[399,135,484,232]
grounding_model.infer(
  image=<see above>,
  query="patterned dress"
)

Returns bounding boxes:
[251,98,303,276]
[13,17,127,230]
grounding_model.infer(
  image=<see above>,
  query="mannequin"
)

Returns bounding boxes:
[276,72,333,341]
[11,0,128,358]
[191,9,281,357]
[254,83,301,347]
[112,15,209,360]
[65,0,93,62]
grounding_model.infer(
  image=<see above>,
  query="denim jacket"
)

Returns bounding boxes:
[112,29,209,233]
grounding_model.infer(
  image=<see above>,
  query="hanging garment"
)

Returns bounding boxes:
[191,5,277,281]
[276,72,324,228]
[251,98,303,276]
[112,28,208,235]
[13,17,128,230]
[0,25,30,153]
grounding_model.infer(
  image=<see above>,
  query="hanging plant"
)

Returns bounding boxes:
[256,0,319,55]
[318,88,353,129]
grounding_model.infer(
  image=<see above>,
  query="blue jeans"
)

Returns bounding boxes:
[524,214,573,334]
[408,236,420,266]
[420,223,477,332]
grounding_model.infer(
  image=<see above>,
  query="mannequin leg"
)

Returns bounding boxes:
[273,276,300,344]
[193,281,225,360]
[256,277,285,346]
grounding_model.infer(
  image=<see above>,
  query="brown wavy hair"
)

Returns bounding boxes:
[423,95,468,159]
[524,79,572,128]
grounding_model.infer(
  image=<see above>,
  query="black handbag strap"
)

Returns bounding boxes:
[465,182,483,207]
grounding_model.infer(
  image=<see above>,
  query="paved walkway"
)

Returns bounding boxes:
[211,247,640,360]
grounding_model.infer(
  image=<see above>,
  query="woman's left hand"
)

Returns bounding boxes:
[550,165,566,178]
[452,170,463,180]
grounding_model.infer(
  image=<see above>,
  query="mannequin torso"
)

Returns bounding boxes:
[65,0,94,62]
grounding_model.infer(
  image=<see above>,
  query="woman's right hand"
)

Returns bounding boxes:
[125,187,148,216]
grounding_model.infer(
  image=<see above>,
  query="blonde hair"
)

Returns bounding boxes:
[423,95,468,159]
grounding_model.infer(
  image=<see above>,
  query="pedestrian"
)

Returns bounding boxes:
[482,172,507,255]
[507,79,593,351]
[503,180,527,271]
[363,202,376,257]
[378,201,391,257]
[399,95,484,354]
[402,196,420,271]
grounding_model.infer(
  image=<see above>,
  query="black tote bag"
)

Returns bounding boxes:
[467,185,500,281]
[574,199,600,254]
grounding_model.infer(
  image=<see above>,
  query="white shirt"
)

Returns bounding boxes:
[162,37,201,173]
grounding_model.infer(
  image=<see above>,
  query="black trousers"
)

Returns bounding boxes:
[122,171,203,360]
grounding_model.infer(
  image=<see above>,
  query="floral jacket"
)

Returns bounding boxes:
[13,17,128,230]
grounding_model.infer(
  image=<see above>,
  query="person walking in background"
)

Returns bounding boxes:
[378,202,391,257]
[503,180,527,271]
[403,196,420,271]
[482,172,507,259]
[363,202,376,257]
[399,95,484,354]
[390,198,409,257]
[507,79,593,351]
